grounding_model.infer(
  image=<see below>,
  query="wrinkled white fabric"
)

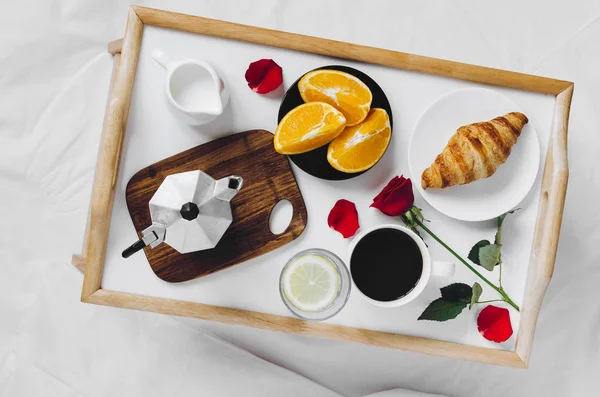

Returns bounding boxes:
[365,390,446,397]
[1,1,599,396]
[0,264,343,397]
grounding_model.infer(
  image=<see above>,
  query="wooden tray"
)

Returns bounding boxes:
[74,6,573,368]
[125,129,306,282]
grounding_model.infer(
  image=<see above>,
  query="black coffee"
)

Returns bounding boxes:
[350,228,423,302]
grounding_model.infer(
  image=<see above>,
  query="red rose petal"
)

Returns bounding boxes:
[245,59,283,94]
[477,305,513,343]
[370,175,415,216]
[372,175,399,203]
[328,199,359,238]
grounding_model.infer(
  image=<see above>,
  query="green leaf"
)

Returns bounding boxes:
[497,209,519,228]
[469,282,482,309]
[494,229,501,247]
[418,298,468,321]
[468,240,491,265]
[495,209,519,245]
[479,244,501,271]
[440,283,472,303]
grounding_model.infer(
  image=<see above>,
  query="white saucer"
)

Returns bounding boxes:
[408,88,540,222]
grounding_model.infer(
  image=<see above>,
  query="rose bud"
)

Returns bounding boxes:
[370,175,415,216]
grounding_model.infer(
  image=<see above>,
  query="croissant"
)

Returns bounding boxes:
[421,112,528,189]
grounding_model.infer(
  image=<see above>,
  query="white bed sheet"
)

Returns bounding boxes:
[1,1,599,396]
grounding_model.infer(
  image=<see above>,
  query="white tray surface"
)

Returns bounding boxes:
[102,25,556,351]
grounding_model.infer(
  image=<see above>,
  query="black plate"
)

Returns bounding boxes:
[278,65,393,181]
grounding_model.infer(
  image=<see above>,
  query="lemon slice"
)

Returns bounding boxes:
[282,254,341,312]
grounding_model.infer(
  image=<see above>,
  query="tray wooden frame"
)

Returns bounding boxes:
[74,6,573,368]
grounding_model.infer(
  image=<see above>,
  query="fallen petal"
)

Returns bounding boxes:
[245,59,283,94]
[327,199,359,238]
[477,305,513,343]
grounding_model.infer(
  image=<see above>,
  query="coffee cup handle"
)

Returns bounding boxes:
[431,261,455,277]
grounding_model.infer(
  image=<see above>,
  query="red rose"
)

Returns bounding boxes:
[370,175,415,216]
[477,305,513,343]
[328,199,359,238]
[245,59,283,94]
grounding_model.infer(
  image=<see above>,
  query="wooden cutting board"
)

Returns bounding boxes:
[125,129,307,282]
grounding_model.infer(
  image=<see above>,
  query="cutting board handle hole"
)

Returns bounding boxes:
[269,199,293,235]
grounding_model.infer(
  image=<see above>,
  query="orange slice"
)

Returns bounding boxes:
[298,70,372,126]
[327,108,391,173]
[274,102,347,155]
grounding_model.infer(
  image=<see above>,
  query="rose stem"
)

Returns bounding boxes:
[499,262,503,289]
[496,220,504,289]
[475,299,504,304]
[415,218,520,311]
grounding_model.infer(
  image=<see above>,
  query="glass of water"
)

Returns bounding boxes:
[279,248,351,321]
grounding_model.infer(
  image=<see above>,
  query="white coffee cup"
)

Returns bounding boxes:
[151,49,229,126]
[348,224,455,308]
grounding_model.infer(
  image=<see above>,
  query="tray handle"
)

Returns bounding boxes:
[516,83,573,366]
[71,38,124,273]
[530,85,572,280]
